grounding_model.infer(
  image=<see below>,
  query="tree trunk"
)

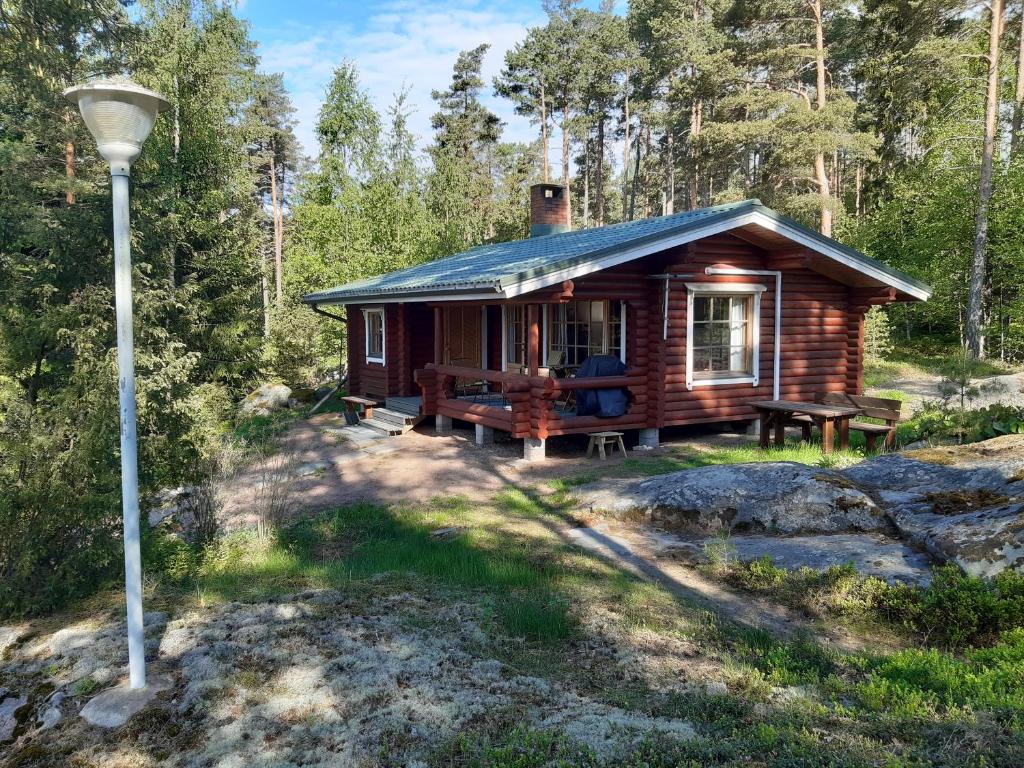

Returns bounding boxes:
[689,98,702,210]
[622,68,631,219]
[665,130,675,215]
[855,164,862,217]
[561,103,571,228]
[583,133,590,228]
[629,131,641,221]
[596,116,605,226]
[967,0,1004,359]
[270,154,283,310]
[540,80,549,183]
[812,0,833,237]
[65,140,75,205]
[1012,6,1024,157]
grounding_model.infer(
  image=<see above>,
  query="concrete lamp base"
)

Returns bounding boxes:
[80,675,171,728]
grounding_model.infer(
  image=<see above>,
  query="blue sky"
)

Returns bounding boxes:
[234,0,616,166]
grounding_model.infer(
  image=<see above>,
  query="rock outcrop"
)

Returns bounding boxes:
[577,462,888,535]
[576,435,1024,576]
[240,383,293,417]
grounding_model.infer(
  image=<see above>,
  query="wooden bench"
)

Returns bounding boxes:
[341,395,378,423]
[793,392,902,451]
[586,431,626,460]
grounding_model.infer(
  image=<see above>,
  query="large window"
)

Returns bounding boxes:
[685,284,764,388]
[692,295,752,375]
[546,300,624,368]
[363,307,385,364]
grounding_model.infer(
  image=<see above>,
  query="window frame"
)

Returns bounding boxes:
[543,300,626,369]
[501,305,526,371]
[362,306,386,365]
[684,283,765,390]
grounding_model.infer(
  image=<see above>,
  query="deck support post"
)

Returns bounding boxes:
[523,437,546,462]
[436,414,452,436]
[638,428,659,449]
[475,424,494,446]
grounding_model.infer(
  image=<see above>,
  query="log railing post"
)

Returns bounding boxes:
[434,306,444,365]
[527,304,540,375]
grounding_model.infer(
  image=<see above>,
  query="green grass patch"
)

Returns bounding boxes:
[859,629,1024,717]
[190,497,584,642]
[561,442,866,486]
[865,348,1014,389]
[711,558,1024,651]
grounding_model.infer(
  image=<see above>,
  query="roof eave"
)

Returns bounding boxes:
[302,282,504,306]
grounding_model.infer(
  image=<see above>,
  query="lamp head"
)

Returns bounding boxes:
[64,78,169,175]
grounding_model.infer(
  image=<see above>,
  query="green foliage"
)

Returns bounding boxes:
[0,0,279,617]
[899,402,1024,446]
[859,629,1024,717]
[864,307,894,361]
[721,559,1024,651]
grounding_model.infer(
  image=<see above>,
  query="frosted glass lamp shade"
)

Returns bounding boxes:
[64,79,169,173]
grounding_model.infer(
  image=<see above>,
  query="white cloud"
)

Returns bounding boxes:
[253,0,547,162]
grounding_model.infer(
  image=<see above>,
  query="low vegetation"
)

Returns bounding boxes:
[39,481,1005,766]
[711,556,1024,651]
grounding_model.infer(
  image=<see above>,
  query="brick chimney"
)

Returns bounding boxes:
[529,183,570,237]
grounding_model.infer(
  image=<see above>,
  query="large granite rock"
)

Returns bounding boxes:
[240,384,292,417]
[886,502,1024,577]
[576,436,1024,576]
[578,462,888,535]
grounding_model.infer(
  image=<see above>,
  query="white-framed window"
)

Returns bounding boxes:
[545,300,625,368]
[685,283,764,389]
[503,305,527,371]
[363,307,385,364]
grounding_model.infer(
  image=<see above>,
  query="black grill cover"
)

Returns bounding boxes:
[574,355,628,418]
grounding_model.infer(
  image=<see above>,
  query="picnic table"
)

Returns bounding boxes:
[748,399,863,453]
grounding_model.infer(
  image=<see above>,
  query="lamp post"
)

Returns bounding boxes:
[65,78,169,690]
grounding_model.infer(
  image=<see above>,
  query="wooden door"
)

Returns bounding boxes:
[444,306,482,367]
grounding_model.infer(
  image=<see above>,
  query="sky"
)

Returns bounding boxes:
[235,0,615,164]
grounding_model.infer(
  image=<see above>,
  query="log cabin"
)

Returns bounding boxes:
[303,183,930,461]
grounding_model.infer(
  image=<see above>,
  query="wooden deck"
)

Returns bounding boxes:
[414,363,651,441]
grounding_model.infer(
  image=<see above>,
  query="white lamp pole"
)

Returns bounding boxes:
[65,79,169,690]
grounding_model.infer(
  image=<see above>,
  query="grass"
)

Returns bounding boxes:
[30,437,1024,766]
[552,440,866,489]
[864,349,1014,389]
[192,497,578,642]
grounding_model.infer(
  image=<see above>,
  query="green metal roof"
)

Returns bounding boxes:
[303,199,931,304]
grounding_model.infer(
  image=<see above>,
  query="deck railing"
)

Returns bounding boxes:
[415,363,649,439]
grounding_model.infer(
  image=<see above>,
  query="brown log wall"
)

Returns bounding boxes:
[364,231,872,430]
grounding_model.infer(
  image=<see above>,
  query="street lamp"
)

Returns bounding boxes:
[65,78,169,691]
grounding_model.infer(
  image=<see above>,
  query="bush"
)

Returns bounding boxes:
[718,559,1024,651]
[0,484,121,617]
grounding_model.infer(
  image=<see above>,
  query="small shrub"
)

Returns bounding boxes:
[716,559,1024,650]
[253,451,299,541]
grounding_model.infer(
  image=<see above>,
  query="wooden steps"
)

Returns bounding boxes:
[359,397,423,436]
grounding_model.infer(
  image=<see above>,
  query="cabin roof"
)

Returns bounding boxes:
[303,199,931,305]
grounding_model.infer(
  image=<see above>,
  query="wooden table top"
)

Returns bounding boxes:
[748,399,863,418]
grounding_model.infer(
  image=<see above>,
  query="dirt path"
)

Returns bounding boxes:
[221,414,592,529]
[868,370,1024,413]
[555,518,894,653]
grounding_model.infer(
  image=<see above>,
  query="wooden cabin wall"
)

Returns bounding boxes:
[345,231,870,417]
[646,234,855,428]
[346,303,402,399]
